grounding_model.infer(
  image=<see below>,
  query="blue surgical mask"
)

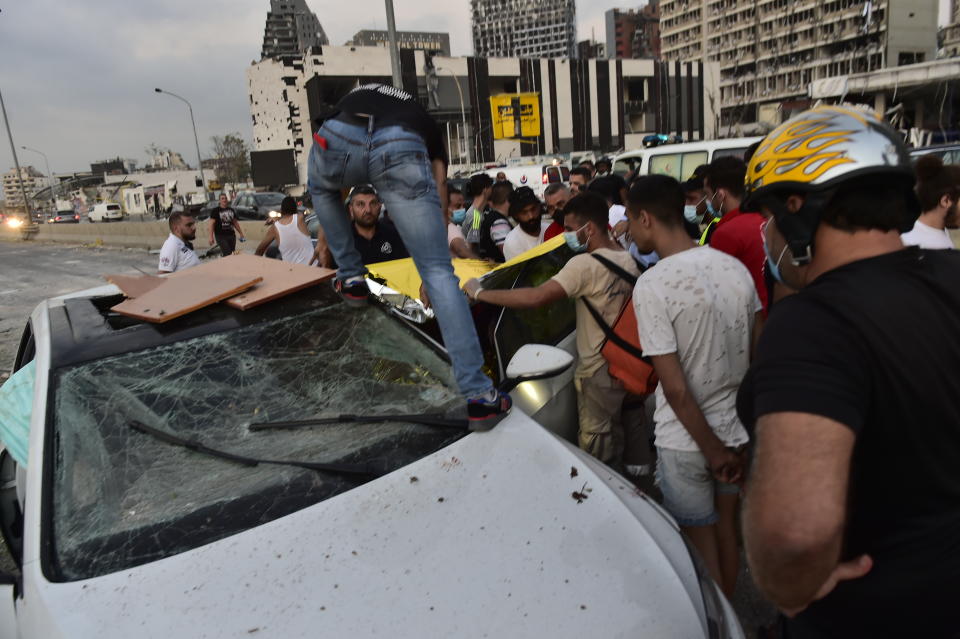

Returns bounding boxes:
[563,223,588,253]
[683,204,702,224]
[451,208,466,225]
[762,232,790,284]
[705,197,718,219]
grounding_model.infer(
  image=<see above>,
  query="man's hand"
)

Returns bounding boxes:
[704,446,744,484]
[419,282,431,309]
[782,555,873,617]
[463,278,482,300]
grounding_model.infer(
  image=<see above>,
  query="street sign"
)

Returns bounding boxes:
[490,93,541,140]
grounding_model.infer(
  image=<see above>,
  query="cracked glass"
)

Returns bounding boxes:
[49,301,464,581]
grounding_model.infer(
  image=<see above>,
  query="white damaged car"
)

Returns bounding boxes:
[0,278,744,638]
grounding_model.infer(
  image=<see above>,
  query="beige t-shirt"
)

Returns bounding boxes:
[551,248,640,377]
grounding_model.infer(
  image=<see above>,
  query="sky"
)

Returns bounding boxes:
[0,0,952,178]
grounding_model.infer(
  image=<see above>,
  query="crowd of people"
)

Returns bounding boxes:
[151,85,960,637]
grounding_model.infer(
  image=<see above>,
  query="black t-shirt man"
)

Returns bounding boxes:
[351,219,409,265]
[212,207,237,237]
[738,247,960,637]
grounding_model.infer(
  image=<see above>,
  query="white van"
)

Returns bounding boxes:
[484,164,569,197]
[88,203,124,222]
[613,137,762,182]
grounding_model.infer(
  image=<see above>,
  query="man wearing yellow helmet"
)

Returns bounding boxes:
[738,105,960,636]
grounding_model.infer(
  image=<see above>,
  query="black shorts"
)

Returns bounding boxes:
[215,234,237,256]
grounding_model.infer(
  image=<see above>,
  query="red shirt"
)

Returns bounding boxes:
[543,220,563,241]
[709,207,768,312]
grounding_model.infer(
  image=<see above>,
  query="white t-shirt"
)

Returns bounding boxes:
[502,220,550,261]
[608,204,627,227]
[158,233,200,273]
[901,220,955,250]
[447,222,466,258]
[633,246,760,452]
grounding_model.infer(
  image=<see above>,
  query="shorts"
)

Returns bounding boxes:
[574,366,626,465]
[655,447,740,527]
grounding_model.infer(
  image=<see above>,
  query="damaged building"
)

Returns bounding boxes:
[659,0,938,134]
[261,0,329,60]
[471,0,578,59]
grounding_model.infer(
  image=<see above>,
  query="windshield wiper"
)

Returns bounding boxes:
[128,420,382,479]
[248,412,469,432]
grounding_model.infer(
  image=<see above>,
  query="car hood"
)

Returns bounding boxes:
[25,410,709,638]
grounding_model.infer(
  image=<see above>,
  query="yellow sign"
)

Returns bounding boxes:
[490,93,541,139]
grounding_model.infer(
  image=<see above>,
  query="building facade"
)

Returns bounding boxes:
[605,4,661,60]
[246,46,719,185]
[261,0,329,60]
[659,0,938,132]
[3,166,47,208]
[471,0,577,58]
[942,0,960,57]
[349,30,451,56]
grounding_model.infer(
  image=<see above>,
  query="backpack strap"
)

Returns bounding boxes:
[581,298,651,363]
[590,252,643,285]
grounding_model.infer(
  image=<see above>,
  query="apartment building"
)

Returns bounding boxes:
[2,166,46,208]
[659,0,937,131]
[261,0,328,60]
[247,46,719,184]
[471,0,577,58]
[605,4,661,60]
[942,0,960,57]
[349,30,451,56]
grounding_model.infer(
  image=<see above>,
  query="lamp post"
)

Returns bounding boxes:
[21,145,55,209]
[0,89,31,217]
[154,88,209,203]
[435,67,470,165]
[384,0,402,88]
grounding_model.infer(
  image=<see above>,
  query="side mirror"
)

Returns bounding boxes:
[501,344,574,391]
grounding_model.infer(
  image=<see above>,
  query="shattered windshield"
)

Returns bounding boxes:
[48,301,463,581]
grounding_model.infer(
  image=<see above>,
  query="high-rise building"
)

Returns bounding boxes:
[3,166,46,208]
[261,0,329,60]
[942,0,960,57]
[349,30,451,56]
[605,4,660,60]
[659,0,938,131]
[471,0,576,58]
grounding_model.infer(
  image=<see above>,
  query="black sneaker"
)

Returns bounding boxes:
[334,278,369,308]
[467,390,512,431]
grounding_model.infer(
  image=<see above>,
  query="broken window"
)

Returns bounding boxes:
[48,303,463,581]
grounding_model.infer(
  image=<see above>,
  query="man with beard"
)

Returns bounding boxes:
[901,154,960,249]
[346,185,409,265]
[502,186,550,261]
[158,211,200,273]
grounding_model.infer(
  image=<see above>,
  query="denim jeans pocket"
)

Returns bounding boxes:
[380,150,431,200]
[310,147,349,190]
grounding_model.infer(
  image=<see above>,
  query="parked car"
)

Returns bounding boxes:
[0,254,743,638]
[46,210,80,224]
[231,191,287,220]
[87,203,123,222]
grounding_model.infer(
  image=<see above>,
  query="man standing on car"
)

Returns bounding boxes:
[464,193,639,466]
[159,211,200,273]
[307,83,511,427]
[740,105,960,637]
[208,194,245,257]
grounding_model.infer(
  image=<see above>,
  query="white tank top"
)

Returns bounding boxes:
[275,215,314,265]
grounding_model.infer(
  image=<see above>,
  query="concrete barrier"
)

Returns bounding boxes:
[0,219,272,251]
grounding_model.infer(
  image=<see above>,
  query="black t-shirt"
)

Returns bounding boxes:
[211,207,237,236]
[352,220,409,265]
[737,247,960,636]
[335,84,448,165]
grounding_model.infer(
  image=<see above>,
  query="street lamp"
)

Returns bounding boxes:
[154,87,209,203]
[0,89,31,217]
[435,67,470,165]
[21,145,55,208]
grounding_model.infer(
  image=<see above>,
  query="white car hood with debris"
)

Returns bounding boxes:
[20,409,713,638]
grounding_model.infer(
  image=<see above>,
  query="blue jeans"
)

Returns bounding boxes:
[307,118,494,399]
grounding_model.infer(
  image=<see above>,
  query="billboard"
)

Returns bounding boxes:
[250,149,299,187]
[489,93,541,140]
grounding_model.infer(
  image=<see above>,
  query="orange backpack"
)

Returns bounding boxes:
[582,253,659,397]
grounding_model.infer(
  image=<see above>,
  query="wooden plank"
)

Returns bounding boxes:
[214,254,335,310]
[111,275,262,323]
[104,273,164,298]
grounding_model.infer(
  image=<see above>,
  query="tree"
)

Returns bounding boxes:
[210,133,251,187]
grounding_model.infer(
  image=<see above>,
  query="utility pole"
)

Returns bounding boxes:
[0,89,32,217]
[385,0,402,88]
[154,88,209,203]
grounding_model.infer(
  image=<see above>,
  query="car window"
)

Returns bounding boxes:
[14,323,35,372]
[649,151,708,181]
[47,300,464,582]
[480,244,576,379]
[712,147,748,161]
[255,194,285,208]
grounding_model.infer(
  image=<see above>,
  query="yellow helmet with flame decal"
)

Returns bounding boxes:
[742,104,916,263]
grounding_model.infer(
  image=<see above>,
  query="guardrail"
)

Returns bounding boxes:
[0,219,271,250]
